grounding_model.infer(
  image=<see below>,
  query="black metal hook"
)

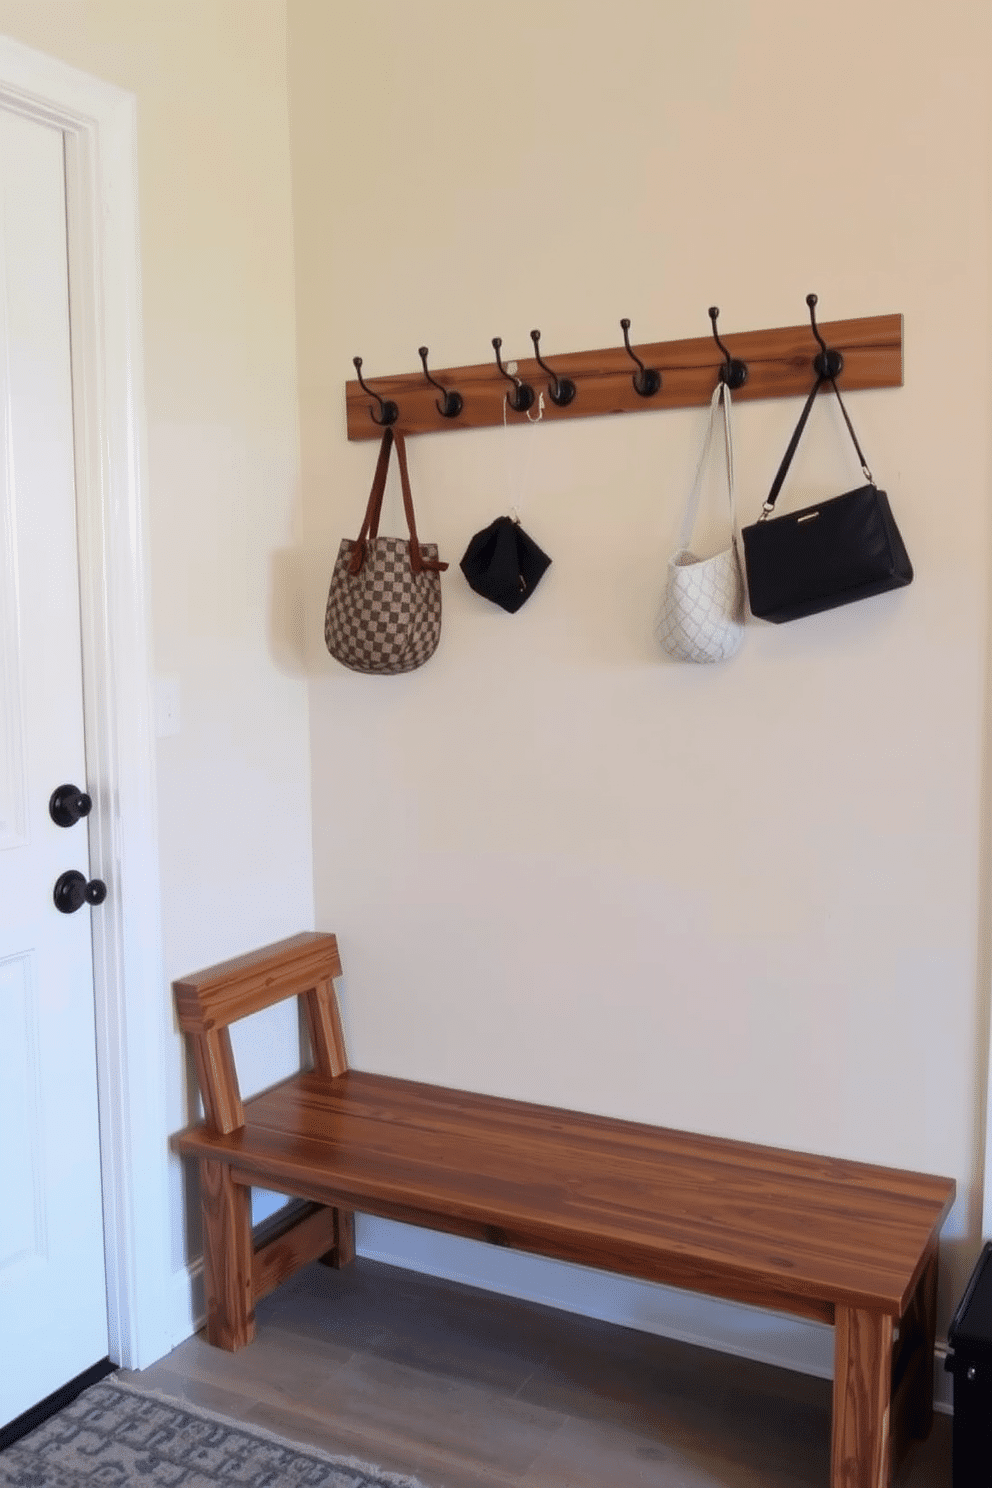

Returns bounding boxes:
[353,356,398,426]
[492,337,536,413]
[620,319,661,398]
[530,330,576,407]
[418,347,463,419]
[806,294,844,379]
[707,308,748,390]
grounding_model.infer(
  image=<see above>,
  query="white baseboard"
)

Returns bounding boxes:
[933,1344,954,1415]
[170,1259,204,1351]
[167,1214,954,1415]
[358,1216,835,1372]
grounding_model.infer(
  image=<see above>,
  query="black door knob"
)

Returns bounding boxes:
[53,870,107,914]
[49,784,93,828]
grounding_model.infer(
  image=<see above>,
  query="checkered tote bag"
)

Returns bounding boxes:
[325,429,448,674]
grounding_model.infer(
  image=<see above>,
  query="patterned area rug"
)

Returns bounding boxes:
[0,1377,429,1487]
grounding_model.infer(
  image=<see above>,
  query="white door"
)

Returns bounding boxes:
[0,107,109,1426]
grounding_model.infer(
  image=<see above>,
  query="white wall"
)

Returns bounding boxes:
[289,0,992,1361]
[0,0,315,1322]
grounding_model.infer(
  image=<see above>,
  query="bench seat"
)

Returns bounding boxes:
[171,933,955,1488]
[176,1066,950,1327]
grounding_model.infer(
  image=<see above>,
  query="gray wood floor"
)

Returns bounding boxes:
[119,1258,951,1488]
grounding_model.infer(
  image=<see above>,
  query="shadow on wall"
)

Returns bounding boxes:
[179,1036,204,1263]
[268,547,310,676]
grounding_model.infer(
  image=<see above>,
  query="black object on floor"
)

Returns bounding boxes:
[0,1358,116,1452]
[945,1242,992,1488]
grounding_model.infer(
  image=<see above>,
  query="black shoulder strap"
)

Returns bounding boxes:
[761,376,875,519]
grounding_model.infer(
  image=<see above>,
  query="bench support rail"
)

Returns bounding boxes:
[200,1164,356,1352]
[304,976,348,1079]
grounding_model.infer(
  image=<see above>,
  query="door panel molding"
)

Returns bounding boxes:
[0,239,28,855]
[0,560,28,853]
[0,36,171,1369]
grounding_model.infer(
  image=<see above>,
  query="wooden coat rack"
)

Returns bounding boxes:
[345,309,903,442]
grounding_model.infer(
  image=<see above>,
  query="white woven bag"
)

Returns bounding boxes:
[657,382,745,663]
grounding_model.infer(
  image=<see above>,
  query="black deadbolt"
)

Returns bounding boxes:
[49,784,93,828]
[53,870,107,914]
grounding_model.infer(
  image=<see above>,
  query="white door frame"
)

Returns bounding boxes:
[0,35,172,1370]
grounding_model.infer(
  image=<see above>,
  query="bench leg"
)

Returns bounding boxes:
[904,1245,938,1442]
[200,1158,255,1351]
[884,1241,941,1477]
[831,1305,893,1488]
[324,1208,356,1268]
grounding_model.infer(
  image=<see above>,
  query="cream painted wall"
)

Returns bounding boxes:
[289,0,992,1347]
[0,1,315,1290]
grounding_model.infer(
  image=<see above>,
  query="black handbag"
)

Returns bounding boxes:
[460,515,551,613]
[741,374,912,623]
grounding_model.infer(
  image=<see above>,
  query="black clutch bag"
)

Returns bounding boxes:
[741,374,912,623]
[460,515,551,613]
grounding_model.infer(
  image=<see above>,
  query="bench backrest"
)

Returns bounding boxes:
[173,932,346,1135]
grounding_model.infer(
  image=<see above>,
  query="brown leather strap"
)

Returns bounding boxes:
[348,429,394,573]
[392,431,447,573]
[348,429,448,575]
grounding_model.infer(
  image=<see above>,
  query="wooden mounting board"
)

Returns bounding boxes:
[345,314,903,440]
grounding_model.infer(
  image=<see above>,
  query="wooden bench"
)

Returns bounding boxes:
[171,933,955,1488]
